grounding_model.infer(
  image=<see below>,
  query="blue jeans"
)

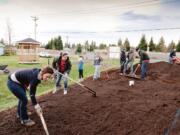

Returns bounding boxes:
[124,61,134,75]
[93,65,101,80]
[169,57,173,64]
[56,73,68,90]
[141,61,149,79]
[7,78,28,120]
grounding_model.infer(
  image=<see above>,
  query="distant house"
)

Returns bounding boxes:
[109,46,120,59]
[0,43,5,56]
[17,38,40,64]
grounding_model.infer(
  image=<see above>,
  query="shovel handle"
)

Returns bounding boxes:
[57,71,96,96]
[40,113,50,135]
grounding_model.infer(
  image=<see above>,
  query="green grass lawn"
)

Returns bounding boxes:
[0,55,120,111]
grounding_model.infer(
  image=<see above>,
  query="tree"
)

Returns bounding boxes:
[71,43,76,49]
[99,43,107,49]
[176,40,180,52]
[89,41,96,52]
[123,38,130,51]
[156,37,166,52]
[0,38,5,44]
[167,40,176,52]
[138,34,148,51]
[84,40,90,52]
[76,43,82,53]
[56,36,63,50]
[149,37,156,52]
[45,36,63,50]
[117,38,123,47]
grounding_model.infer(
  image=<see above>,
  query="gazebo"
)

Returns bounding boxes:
[17,38,40,64]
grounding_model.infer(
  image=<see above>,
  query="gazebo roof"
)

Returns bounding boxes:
[17,38,40,45]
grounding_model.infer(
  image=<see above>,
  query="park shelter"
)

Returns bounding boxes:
[17,38,40,63]
[0,43,5,56]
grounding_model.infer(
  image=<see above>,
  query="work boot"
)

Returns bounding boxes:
[21,119,35,127]
[17,112,32,119]
[64,89,67,95]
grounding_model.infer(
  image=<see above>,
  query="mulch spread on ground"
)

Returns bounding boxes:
[0,62,180,135]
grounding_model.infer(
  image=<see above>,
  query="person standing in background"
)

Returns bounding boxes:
[78,56,84,82]
[93,53,103,80]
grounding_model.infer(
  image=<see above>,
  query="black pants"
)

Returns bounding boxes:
[79,69,83,79]
[120,61,126,73]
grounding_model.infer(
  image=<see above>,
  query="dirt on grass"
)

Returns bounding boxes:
[0,61,180,135]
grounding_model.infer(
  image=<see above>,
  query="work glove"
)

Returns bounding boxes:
[34,104,42,116]
[64,72,68,78]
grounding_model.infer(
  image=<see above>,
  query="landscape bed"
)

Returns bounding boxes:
[0,62,180,135]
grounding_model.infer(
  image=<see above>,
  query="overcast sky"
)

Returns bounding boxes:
[0,0,180,46]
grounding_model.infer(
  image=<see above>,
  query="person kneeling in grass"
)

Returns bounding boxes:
[7,67,54,126]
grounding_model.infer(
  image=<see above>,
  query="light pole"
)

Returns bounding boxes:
[31,16,39,40]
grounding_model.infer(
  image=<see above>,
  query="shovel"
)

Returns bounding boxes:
[57,72,96,97]
[39,113,49,135]
[121,64,141,79]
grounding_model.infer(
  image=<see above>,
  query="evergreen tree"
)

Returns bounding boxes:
[156,37,166,52]
[99,43,107,49]
[0,38,5,44]
[117,38,123,47]
[149,37,156,52]
[72,43,76,49]
[76,43,82,54]
[176,40,180,52]
[138,34,148,51]
[84,40,90,52]
[167,40,176,52]
[45,36,63,50]
[123,38,130,51]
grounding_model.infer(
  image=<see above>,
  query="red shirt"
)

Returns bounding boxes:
[59,60,66,73]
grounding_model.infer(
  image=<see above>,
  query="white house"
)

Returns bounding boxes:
[109,46,120,59]
[0,43,5,56]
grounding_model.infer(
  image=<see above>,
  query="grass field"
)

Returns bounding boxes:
[0,55,119,111]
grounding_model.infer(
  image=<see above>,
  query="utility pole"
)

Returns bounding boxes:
[66,36,69,48]
[31,16,39,40]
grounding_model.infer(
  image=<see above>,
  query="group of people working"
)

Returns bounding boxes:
[120,48,150,80]
[6,52,104,126]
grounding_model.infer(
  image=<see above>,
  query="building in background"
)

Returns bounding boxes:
[109,46,120,59]
[17,38,40,64]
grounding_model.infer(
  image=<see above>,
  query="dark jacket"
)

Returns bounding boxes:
[139,50,150,64]
[120,50,126,63]
[169,50,176,58]
[15,68,41,105]
[53,56,72,74]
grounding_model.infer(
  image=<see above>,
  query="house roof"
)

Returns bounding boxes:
[0,43,5,47]
[17,38,40,45]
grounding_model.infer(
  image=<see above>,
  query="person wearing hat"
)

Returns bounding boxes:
[52,53,72,94]
[7,67,54,126]
[136,49,150,80]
